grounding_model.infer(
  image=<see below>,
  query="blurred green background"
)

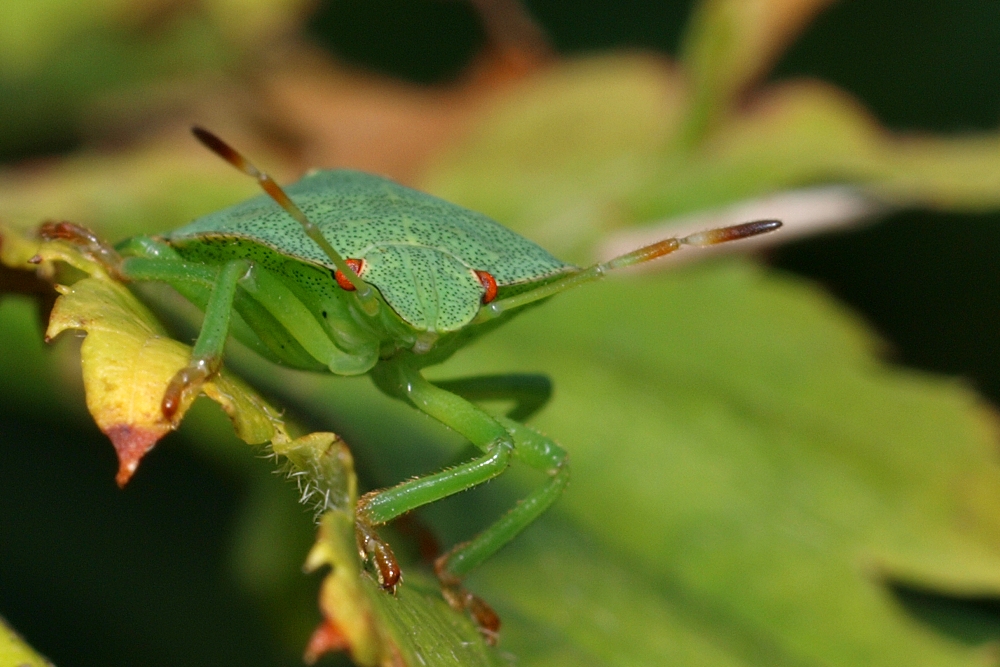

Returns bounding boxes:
[5,1,1000,666]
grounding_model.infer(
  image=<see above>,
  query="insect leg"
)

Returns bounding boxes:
[357,362,517,591]
[364,364,568,640]
[160,259,250,419]
[429,415,568,641]
[128,255,370,375]
[120,256,322,369]
[436,416,569,580]
[358,445,512,527]
[432,373,552,422]
[119,256,218,286]
[125,255,361,373]
[359,364,516,527]
[354,430,512,594]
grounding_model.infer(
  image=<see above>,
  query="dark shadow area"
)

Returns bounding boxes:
[306,0,485,83]
[890,582,1000,646]
[772,209,1000,405]
[774,0,1000,133]
[306,0,696,84]
[522,0,693,55]
[0,408,317,667]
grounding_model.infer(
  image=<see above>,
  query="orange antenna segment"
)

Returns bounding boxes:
[475,219,782,323]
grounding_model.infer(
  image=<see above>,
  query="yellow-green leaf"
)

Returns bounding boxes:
[0,616,53,667]
[443,260,1000,666]
[46,276,192,485]
[238,258,1000,666]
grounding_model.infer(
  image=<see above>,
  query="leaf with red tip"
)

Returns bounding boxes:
[105,424,164,487]
[44,277,192,483]
[42,273,290,485]
[4,227,504,665]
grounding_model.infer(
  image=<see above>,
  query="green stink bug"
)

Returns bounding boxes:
[41,128,780,639]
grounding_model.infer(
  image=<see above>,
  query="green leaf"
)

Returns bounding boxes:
[422,259,1000,666]
[364,573,507,667]
[630,81,1000,220]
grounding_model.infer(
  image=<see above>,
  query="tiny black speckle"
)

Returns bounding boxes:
[322,310,328,318]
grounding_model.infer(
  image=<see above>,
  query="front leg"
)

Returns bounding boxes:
[36,223,250,421]
[158,259,249,419]
[363,362,524,527]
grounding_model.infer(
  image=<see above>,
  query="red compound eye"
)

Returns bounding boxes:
[334,258,364,291]
[475,270,498,304]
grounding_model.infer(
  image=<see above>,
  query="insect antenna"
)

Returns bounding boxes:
[190,127,380,316]
[474,219,782,322]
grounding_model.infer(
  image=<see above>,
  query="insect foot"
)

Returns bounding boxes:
[37,220,125,278]
[435,555,501,645]
[354,503,402,592]
[161,356,221,421]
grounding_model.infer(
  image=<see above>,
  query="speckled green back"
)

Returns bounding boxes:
[167,170,574,332]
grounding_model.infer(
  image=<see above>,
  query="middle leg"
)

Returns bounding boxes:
[358,361,518,591]
[364,362,570,640]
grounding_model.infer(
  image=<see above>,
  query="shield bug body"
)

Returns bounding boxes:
[42,128,781,639]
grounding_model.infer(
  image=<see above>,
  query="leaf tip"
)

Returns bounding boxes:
[303,619,350,665]
[105,424,165,487]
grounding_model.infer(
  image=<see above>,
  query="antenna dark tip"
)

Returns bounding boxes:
[681,219,783,247]
[736,218,783,237]
[191,126,249,173]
